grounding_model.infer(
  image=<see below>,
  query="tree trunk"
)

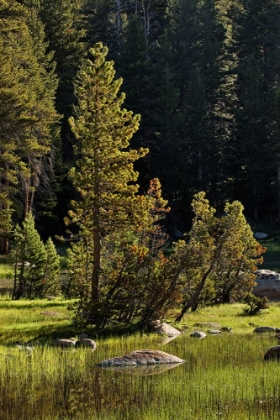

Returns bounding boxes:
[175,255,218,321]
[92,228,101,301]
[278,164,280,222]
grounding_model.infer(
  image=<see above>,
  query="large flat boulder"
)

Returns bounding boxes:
[254,270,280,300]
[102,364,183,376]
[97,349,185,367]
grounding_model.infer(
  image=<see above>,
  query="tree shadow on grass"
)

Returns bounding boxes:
[1,322,78,346]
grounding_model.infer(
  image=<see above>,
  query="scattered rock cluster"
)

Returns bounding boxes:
[11,321,280,364]
[52,335,96,350]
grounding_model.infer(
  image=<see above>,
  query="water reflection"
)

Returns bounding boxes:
[97,362,185,376]
[161,334,182,345]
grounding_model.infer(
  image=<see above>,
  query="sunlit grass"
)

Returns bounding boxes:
[1,332,280,419]
[0,298,75,344]
[0,263,13,280]
[1,299,280,418]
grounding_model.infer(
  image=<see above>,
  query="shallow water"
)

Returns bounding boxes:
[1,333,280,419]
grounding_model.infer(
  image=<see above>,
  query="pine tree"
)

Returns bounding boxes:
[232,0,280,221]
[66,42,148,304]
[12,213,47,299]
[155,0,226,223]
[43,237,61,297]
[37,0,85,119]
[175,192,265,320]
[213,200,265,303]
[0,0,60,225]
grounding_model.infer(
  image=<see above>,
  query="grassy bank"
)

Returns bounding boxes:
[0,297,280,344]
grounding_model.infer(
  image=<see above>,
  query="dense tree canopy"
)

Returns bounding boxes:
[1,0,279,232]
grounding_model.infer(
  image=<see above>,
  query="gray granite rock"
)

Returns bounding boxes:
[264,345,280,361]
[97,349,185,367]
[52,338,76,348]
[190,331,206,339]
[152,321,181,337]
[254,270,280,300]
[75,338,96,350]
[254,232,268,239]
[253,326,280,333]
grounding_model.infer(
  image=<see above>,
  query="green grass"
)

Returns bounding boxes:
[247,221,280,272]
[1,299,280,419]
[0,297,75,344]
[0,263,14,280]
[259,236,280,272]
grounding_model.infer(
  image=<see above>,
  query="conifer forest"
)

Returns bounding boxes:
[0,0,279,326]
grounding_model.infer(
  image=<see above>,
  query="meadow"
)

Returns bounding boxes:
[1,297,280,419]
[1,227,280,420]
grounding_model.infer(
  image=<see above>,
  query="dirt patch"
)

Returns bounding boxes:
[40,311,62,317]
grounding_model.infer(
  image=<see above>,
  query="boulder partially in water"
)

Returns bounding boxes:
[97,349,185,367]
[102,364,183,376]
[253,326,280,333]
[190,331,206,339]
[264,345,280,361]
[75,338,96,350]
[151,321,181,337]
[52,338,76,348]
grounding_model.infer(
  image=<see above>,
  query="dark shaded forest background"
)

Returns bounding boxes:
[1,0,280,247]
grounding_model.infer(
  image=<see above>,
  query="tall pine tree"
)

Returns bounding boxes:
[66,42,148,303]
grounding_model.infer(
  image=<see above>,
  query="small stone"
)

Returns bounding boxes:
[52,338,76,348]
[190,331,206,339]
[207,330,221,334]
[220,327,233,332]
[75,338,96,350]
[254,232,268,239]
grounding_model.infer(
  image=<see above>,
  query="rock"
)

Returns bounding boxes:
[97,349,185,367]
[253,270,280,301]
[75,338,96,350]
[207,330,221,334]
[161,336,181,345]
[52,338,77,348]
[40,311,61,317]
[16,345,33,356]
[264,345,280,361]
[253,326,280,333]
[152,321,181,337]
[78,333,88,339]
[190,331,206,339]
[193,322,221,329]
[103,364,183,376]
[254,232,268,239]
[220,327,233,332]
[174,227,183,238]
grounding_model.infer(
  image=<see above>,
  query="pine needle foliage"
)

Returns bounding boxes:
[66,42,148,302]
[11,214,61,299]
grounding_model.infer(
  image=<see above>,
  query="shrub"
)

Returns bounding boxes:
[242,293,269,315]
